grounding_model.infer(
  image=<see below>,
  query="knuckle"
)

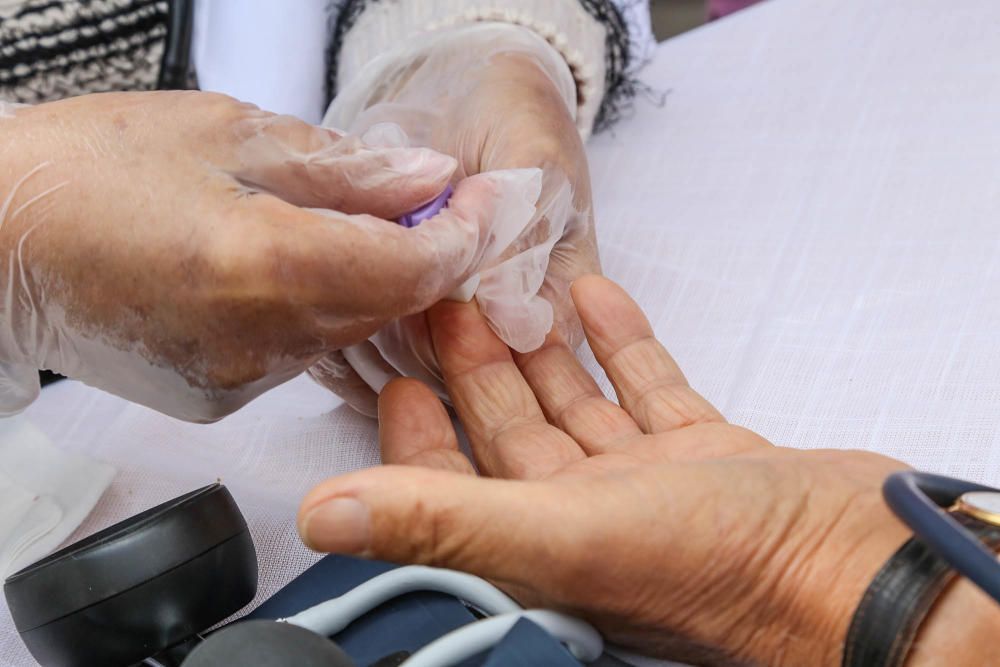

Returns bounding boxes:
[637,382,707,428]
[198,90,238,107]
[724,424,773,449]
[394,493,454,566]
[198,91,262,118]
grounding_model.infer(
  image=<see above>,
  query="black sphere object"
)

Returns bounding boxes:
[182,620,356,666]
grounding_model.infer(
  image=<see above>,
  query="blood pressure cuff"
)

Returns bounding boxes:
[247,554,603,666]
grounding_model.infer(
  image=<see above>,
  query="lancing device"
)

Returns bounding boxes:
[344,184,474,395]
[397,185,454,228]
[396,184,479,302]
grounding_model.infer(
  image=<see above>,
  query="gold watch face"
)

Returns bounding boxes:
[955,492,1000,527]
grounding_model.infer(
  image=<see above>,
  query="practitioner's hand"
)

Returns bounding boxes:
[420,29,600,349]
[300,276,999,665]
[312,24,598,415]
[0,91,533,421]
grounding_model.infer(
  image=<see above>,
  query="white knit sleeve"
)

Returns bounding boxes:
[331,0,647,136]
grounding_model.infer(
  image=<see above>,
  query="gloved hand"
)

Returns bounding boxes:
[0,92,537,422]
[311,23,600,415]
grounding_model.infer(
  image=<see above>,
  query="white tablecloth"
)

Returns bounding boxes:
[5,0,1000,664]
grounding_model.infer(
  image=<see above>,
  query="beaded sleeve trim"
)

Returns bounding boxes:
[326,0,637,134]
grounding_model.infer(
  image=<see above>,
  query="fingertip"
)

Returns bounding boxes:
[379,377,428,404]
[434,173,499,223]
[428,168,542,239]
[297,466,390,552]
[379,379,462,466]
[569,274,617,304]
[382,147,458,207]
[427,299,512,378]
[298,496,372,554]
[426,298,479,335]
[378,378,448,437]
[571,276,652,341]
[297,466,454,555]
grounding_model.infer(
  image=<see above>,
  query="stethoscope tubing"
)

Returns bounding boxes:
[883,471,1000,604]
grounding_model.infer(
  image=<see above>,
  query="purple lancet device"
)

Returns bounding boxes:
[397,185,454,228]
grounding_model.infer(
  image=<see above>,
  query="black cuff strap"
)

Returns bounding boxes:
[843,514,1000,667]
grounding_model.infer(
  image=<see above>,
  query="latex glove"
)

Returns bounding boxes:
[300,276,1000,666]
[311,23,599,415]
[0,92,535,422]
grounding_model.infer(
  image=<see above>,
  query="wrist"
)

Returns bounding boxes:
[800,503,912,666]
[737,488,913,667]
[331,2,609,134]
[905,566,1000,665]
[327,23,579,135]
[784,485,1000,667]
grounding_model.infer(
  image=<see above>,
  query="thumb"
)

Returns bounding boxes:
[297,466,574,586]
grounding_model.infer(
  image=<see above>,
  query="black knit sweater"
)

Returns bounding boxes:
[0,0,169,103]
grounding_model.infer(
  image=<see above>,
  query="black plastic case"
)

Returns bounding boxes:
[3,483,257,667]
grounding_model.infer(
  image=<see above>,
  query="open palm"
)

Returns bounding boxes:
[300,276,916,665]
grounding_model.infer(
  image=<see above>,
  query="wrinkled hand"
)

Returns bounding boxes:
[300,276,999,665]
[0,91,525,421]
[311,23,599,415]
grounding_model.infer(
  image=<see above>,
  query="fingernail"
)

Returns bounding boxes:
[300,498,371,554]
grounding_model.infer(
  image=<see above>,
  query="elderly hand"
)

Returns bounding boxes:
[311,23,599,415]
[299,276,998,665]
[0,91,530,422]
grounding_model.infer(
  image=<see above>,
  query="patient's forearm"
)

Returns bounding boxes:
[906,576,1000,666]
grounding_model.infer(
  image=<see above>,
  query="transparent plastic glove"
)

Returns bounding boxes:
[312,23,600,414]
[0,92,528,422]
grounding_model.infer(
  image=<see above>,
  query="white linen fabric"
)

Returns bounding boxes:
[5,0,1000,664]
[0,417,115,579]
